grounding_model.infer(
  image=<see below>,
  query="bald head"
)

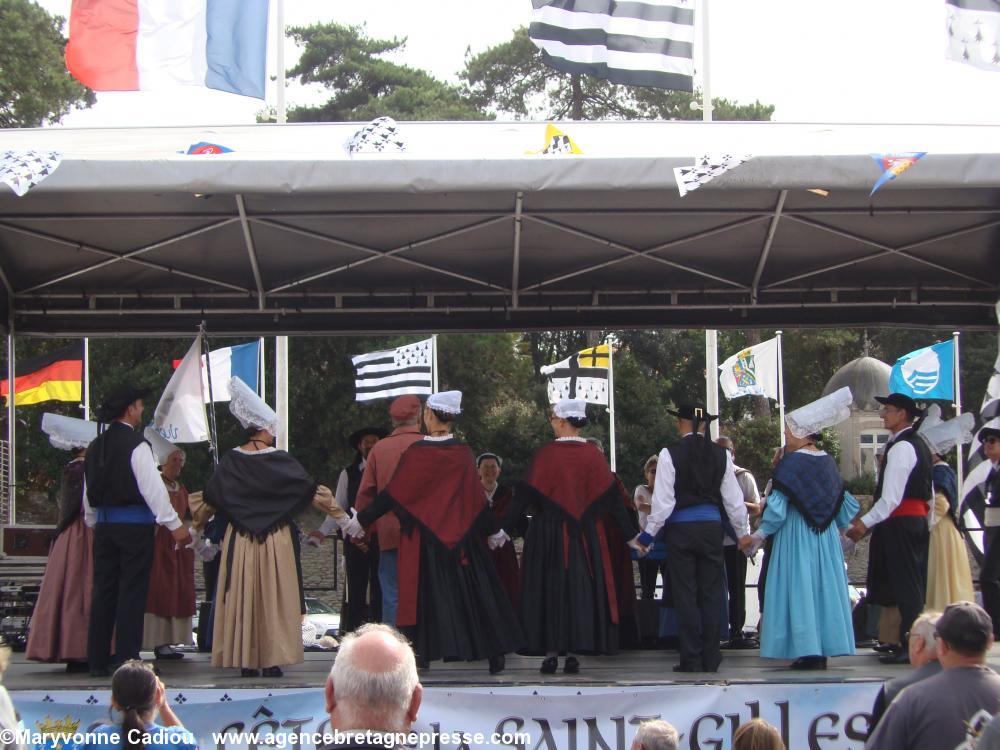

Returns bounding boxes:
[326,624,422,733]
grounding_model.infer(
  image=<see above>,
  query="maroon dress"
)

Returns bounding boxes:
[486,484,521,611]
[143,481,196,647]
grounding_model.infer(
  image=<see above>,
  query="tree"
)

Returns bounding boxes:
[278,23,487,122]
[460,27,774,121]
[0,0,94,127]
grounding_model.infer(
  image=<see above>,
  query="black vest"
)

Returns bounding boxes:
[986,464,1000,509]
[345,458,364,510]
[874,427,933,504]
[667,433,728,511]
[84,422,147,508]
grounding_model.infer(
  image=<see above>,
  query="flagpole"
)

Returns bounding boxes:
[82,337,90,420]
[258,337,266,398]
[6,332,14,527]
[275,0,286,125]
[607,337,617,472]
[700,0,713,121]
[432,335,439,393]
[954,330,963,502]
[274,0,289,451]
[200,326,219,465]
[706,330,719,440]
[776,330,786,448]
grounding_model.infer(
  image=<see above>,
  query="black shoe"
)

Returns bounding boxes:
[878,652,910,665]
[89,667,110,678]
[872,642,898,653]
[65,661,89,674]
[488,655,505,674]
[240,668,261,678]
[673,663,701,673]
[790,656,827,670]
[540,656,558,674]
[262,666,283,678]
[563,656,580,674]
[154,646,185,661]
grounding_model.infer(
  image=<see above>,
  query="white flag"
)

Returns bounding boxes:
[541,345,610,406]
[719,337,780,400]
[152,335,209,442]
[352,337,434,402]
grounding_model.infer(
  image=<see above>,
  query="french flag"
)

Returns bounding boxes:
[172,341,260,403]
[66,0,269,99]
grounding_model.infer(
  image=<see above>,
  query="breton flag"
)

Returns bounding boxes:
[528,0,695,92]
[719,337,780,400]
[888,340,956,401]
[946,0,1000,73]
[152,335,209,443]
[172,340,259,403]
[1,342,83,406]
[352,338,434,403]
[65,0,270,99]
[541,345,610,405]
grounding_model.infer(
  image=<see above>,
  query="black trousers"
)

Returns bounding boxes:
[340,539,381,633]
[982,528,1000,637]
[88,522,155,669]
[723,544,747,639]
[867,516,929,645]
[665,521,725,672]
[638,558,665,600]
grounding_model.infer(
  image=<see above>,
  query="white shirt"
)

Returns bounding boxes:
[643,434,750,540]
[861,427,919,528]
[83,421,182,531]
[484,484,499,505]
[319,462,364,536]
[633,484,653,528]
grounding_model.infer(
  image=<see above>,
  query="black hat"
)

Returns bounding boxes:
[935,601,994,654]
[874,393,924,418]
[348,426,388,450]
[667,403,718,422]
[95,385,150,422]
[978,426,1000,443]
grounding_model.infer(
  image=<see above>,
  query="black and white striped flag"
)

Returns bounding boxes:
[352,338,434,402]
[528,0,695,92]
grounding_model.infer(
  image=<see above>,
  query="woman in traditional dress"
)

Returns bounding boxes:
[141,430,196,660]
[205,377,352,677]
[748,388,859,670]
[477,452,522,611]
[27,414,98,671]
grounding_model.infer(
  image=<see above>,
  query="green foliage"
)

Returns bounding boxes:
[276,23,487,122]
[460,27,774,122]
[844,474,877,497]
[0,0,95,127]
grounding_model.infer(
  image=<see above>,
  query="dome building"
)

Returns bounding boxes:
[821,355,892,479]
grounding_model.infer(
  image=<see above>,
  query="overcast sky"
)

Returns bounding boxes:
[34,0,1000,127]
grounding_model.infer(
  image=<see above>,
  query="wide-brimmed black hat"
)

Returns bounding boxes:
[96,385,150,421]
[874,393,924,418]
[348,426,388,449]
[667,403,718,422]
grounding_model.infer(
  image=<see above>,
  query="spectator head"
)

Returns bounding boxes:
[389,395,422,428]
[326,623,422,733]
[643,455,658,486]
[477,453,502,488]
[111,660,162,750]
[631,720,679,750]
[935,601,995,665]
[733,719,785,750]
[908,611,941,666]
[349,427,388,458]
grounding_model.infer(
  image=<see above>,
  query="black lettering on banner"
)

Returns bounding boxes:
[775,701,791,748]
[314,719,334,750]
[531,719,559,750]
[745,701,761,720]
[808,713,840,749]
[689,714,723,750]
[845,713,873,742]
[582,716,623,750]
[431,721,442,750]
[217,721,245,750]
[495,717,527,750]
[281,718,311,750]
[250,719,279,750]
[564,717,578,750]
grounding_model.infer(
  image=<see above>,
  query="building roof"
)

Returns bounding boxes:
[822,356,892,411]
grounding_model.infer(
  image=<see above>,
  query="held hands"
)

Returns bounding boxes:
[312,485,345,518]
[845,519,868,543]
[171,524,193,550]
[627,535,650,557]
[487,530,510,550]
[339,509,365,540]
[304,530,325,548]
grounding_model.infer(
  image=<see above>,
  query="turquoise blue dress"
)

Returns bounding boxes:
[759,455,859,660]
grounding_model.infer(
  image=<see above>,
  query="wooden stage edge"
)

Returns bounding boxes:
[9,647,1000,692]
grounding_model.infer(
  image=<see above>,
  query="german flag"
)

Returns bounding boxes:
[1,342,83,406]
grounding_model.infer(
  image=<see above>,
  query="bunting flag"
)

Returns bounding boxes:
[185,142,233,155]
[529,123,584,155]
[674,154,752,197]
[946,0,1000,72]
[869,153,927,196]
[959,304,1000,556]
[1,150,62,197]
[528,0,696,92]
[352,338,434,402]
[0,343,83,406]
[344,117,407,155]
[152,335,209,443]
[719,337,780,400]
[888,340,956,400]
[541,344,610,405]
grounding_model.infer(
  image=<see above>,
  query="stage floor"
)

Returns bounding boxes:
[9,646,1000,691]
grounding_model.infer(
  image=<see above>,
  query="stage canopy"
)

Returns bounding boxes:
[0,121,998,337]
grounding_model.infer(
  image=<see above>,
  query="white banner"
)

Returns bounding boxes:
[13,682,879,749]
[152,334,208,443]
[719,337,780,400]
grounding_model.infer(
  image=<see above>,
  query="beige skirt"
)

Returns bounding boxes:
[926,493,975,612]
[211,525,303,669]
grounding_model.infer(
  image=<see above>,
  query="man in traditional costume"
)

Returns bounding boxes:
[509,398,643,674]
[354,395,424,629]
[477,452,522,610]
[747,387,859,670]
[27,414,98,671]
[349,391,522,674]
[311,426,387,632]
[83,385,191,677]
[847,392,932,664]
[206,377,353,677]
[141,429,196,660]
[637,403,751,673]
[976,425,1000,634]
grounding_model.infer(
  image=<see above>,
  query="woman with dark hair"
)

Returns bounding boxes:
[81,660,195,750]
[477,452,522,610]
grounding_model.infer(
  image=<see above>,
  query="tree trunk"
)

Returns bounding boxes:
[571,74,583,120]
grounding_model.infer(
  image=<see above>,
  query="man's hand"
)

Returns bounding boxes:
[627,535,649,557]
[738,534,754,554]
[304,530,325,548]
[845,519,868,543]
[171,525,193,549]
[745,501,762,520]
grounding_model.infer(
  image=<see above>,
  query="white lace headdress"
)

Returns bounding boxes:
[41,413,98,451]
[228,376,279,435]
[143,427,185,465]
[785,386,853,439]
[918,404,975,455]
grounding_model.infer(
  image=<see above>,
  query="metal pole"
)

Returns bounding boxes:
[200,327,219,465]
[275,0,286,125]
[276,336,289,451]
[83,337,91,420]
[432,335,439,393]
[607,337,616,472]
[776,331,786,448]
[6,332,14,526]
[258,337,266,398]
[700,0,713,122]
[953,331,963,501]
[706,330,719,439]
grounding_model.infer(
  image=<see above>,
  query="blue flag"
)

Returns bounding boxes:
[888,340,955,400]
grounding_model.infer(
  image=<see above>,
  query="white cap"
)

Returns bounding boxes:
[554,398,587,419]
[41,413,97,451]
[228,376,279,435]
[918,406,975,455]
[785,386,853,439]
[427,390,462,415]
[143,427,185,465]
